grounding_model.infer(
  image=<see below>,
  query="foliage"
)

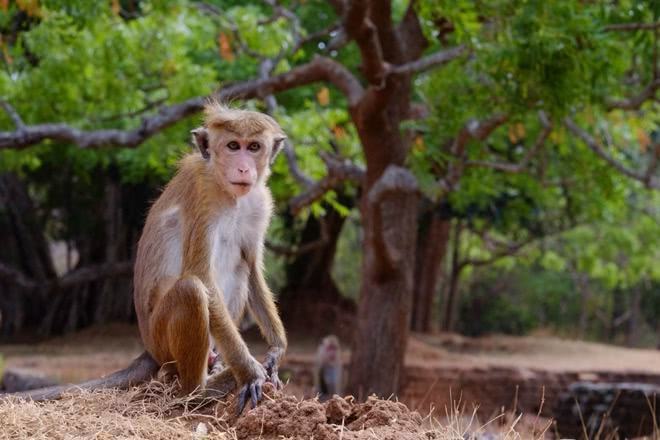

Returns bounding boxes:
[0,0,657,345]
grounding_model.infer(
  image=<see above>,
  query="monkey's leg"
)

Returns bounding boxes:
[151,276,210,395]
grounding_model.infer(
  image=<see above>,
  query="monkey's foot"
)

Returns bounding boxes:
[237,377,265,416]
[263,350,284,390]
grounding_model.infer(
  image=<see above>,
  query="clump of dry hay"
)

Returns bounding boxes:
[0,381,434,440]
[0,381,233,439]
[0,381,532,440]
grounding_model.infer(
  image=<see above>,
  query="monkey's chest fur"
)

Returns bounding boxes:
[158,190,269,323]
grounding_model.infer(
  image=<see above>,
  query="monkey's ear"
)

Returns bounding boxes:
[191,127,210,160]
[270,136,286,165]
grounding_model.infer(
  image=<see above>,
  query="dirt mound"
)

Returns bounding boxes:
[233,391,425,440]
[0,382,430,440]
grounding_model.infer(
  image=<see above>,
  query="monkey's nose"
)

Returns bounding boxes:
[238,167,248,173]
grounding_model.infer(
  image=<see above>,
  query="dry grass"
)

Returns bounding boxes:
[0,381,541,440]
[0,381,238,440]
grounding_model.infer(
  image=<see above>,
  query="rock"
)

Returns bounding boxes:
[554,381,660,439]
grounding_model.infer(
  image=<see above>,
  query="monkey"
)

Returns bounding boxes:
[6,102,288,414]
[313,335,342,401]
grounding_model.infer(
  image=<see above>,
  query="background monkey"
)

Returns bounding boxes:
[9,102,288,414]
[314,335,342,401]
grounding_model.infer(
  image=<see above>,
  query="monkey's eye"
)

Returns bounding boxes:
[247,142,261,152]
[226,141,240,151]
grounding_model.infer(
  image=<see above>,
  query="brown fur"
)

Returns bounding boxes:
[11,104,287,404]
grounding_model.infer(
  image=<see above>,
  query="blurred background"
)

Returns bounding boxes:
[0,0,658,435]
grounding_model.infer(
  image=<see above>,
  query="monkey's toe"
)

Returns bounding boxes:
[268,372,283,390]
[237,378,265,415]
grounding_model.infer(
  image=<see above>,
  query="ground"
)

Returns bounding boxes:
[1,325,659,439]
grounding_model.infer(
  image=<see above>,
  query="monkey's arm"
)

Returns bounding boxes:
[181,216,266,408]
[247,252,288,387]
[200,276,270,412]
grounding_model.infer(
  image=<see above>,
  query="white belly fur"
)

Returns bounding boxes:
[210,211,249,322]
[157,189,269,324]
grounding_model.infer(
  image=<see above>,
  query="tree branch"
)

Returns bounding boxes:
[564,117,660,190]
[0,262,35,290]
[344,1,386,84]
[0,56,364,151]
[604,22,660,32]
[438,113,508,192]
[0,261,133,291]
[388,45,467,76]
[0,97,205,150]
[606,78,660,111]
[219,55,364,105]
[265,217,329,257]
[458,224,572,269]
[0,101,25,129]
[467,110,552,173]
[289,152,365,215]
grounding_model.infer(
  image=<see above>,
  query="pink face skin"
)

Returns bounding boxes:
[217,139,264,198]
[192,125,281,199]
[324,342,339,362]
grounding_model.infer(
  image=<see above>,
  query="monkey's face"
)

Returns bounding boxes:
[213,135,269,197]
[191,110,286,198]
[193,128,273,198]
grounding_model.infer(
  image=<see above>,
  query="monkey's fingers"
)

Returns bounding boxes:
[269,372,283,390]
[237,384,250,415]
[250,382,261,408]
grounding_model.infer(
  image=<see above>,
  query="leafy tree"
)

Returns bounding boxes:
[0,0,658,398]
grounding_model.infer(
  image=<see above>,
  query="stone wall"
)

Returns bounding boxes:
[283,356,660,420]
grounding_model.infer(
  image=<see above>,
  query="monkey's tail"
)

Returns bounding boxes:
[3,351,160,402]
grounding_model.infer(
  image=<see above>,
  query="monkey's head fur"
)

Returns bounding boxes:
[191,101,286,198]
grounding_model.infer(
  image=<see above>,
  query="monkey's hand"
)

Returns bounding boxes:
[236,357,267,415]
[263,347,285,390]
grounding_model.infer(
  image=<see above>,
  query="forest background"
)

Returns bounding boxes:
[0,0,658,399]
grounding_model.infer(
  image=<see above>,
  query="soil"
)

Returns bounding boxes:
[1,324,659,439]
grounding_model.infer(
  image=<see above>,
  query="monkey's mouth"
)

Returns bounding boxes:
[230,182,252,188]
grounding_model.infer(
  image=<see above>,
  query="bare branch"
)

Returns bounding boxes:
[458,224,572,269]
[459,239,531,269]
[0,56,364,151]
[1,101,25,128]
[467,110,552,173]
[0,261,133,291]
[58,261,133,289]
[564,117,660,190]
[344,1,386,84]
[282,141,314,187]
[0,262,36,290]
[0,97,205,150]
[265,217,329,257]
[289,152,364,215]
[219,55,364,105]
[438,113,508,192]
[606,78,660,111]
[229,25,264,59]
[604,22,660,32]
[388,45,467,76]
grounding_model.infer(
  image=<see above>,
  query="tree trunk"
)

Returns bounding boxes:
[441,220,462,332]
[345,4,428,397]
[626,285,642,347]
[411,205,451,332]
[348,166,419,399]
